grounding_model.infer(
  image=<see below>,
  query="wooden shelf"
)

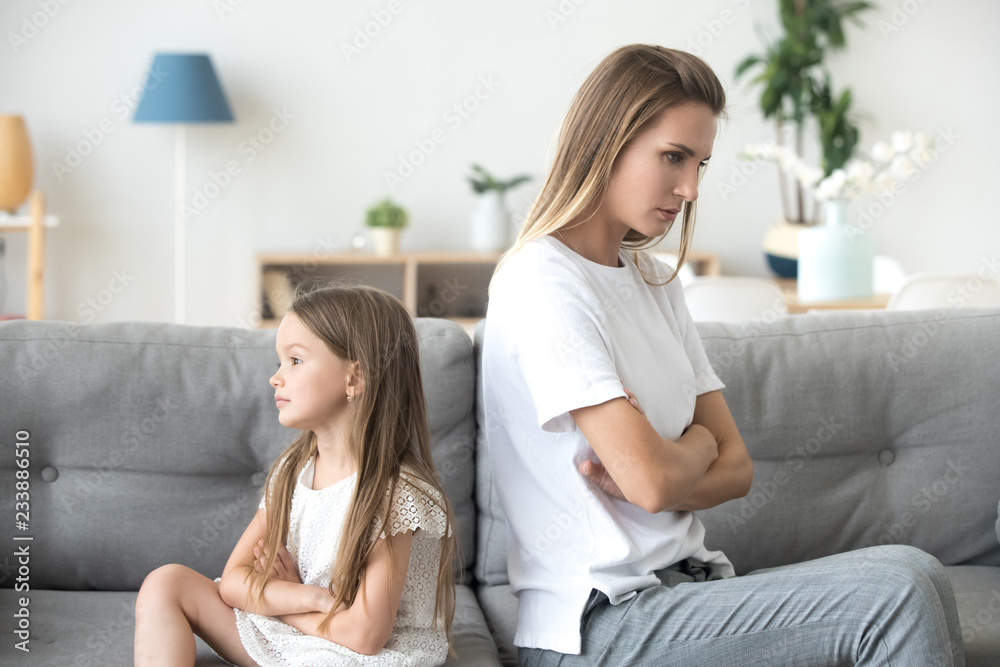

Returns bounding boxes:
[256,251,503,328]
[255,248,722,329]
[0,192,58,320]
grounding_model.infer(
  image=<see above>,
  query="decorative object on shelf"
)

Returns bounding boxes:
[734,0,874,277]
[797,198,875,302]
[0,115,33,213]
[751,129,929,292]
[349,231,368,252]
[745,131,933,202]
[133,53,234,324]
[261,269,294,320]
[365,198,408,256]
[467,164,531,252]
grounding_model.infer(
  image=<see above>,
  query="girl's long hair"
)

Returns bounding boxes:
[247,282,457,645]
[490,44,727,292]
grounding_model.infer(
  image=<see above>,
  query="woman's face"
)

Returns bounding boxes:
[597,102,717,238]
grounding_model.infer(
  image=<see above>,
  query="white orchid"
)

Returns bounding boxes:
[742,130,932,202]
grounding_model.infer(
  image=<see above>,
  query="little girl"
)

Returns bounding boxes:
[135,283,457,666]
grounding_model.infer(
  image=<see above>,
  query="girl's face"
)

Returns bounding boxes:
[270,312,356,432]
[597,102,717,238]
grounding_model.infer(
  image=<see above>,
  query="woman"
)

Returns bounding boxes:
[480,44,965,666]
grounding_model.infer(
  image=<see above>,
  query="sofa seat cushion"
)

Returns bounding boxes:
[949,565,1000,667]
[0,585,500,665]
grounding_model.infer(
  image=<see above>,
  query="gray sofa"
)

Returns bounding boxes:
[2,307,999,666]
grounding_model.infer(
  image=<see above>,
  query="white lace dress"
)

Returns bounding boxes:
[228,458,450,666]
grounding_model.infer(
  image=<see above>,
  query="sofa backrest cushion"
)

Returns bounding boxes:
[0,318,476,591]
[474,309,1000,584]
[696,308,1000,573]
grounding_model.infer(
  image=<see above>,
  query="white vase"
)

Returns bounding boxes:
[470,191,511,252]
[370,227,400,256]
[797,199,875,302]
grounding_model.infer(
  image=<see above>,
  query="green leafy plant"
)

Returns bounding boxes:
[364,198,408,229]
[467,164,531,196]
[735,0,873,223]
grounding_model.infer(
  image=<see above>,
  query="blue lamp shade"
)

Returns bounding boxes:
[134,54,234,123]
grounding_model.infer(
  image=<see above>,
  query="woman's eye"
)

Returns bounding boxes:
[665,152,683,164]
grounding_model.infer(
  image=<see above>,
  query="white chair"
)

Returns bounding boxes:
[873,255,907,295]
[885,272,1000,310]
[683,276,789,323]
[649,252,697,287]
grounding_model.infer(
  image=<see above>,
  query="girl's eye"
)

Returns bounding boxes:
[291,357,302,365]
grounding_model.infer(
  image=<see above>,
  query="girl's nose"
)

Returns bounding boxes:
[270,371,281,387]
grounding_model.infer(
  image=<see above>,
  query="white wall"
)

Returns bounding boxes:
[1,0,996,325]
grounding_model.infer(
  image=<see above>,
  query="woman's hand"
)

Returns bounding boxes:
[253,540,300,584]
[578,386,645,501]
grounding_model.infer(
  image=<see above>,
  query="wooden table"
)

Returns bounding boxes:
[774,278,890,314]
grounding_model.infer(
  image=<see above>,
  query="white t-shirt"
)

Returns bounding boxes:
[481,235,735,655]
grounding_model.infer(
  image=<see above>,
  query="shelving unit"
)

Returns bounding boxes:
[0,191,58,320]
[256,248,723,333]
[256,251,502,329]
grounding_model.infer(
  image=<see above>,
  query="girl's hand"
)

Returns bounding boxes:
[253,540,300,584]
[578,386,645,501]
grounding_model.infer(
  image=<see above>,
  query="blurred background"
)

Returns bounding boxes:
[0,0,995,325]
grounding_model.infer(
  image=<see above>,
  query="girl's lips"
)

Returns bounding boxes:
[275,397,289,406]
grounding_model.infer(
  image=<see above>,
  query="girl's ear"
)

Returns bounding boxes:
[346,360,364,398]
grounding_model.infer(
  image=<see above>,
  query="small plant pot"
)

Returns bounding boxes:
[470,191,511,252]
[370,227,400,256]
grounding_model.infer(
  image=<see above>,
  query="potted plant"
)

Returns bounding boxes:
[734,0,873,276]
[467,164,531,252]
[365,198,408,256]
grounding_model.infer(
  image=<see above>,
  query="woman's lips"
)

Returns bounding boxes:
[657,208,679,221]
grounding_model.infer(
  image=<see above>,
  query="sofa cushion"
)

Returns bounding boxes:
[0,585,501,665]
[947,565,1000,667]
[0,318,477,590]
[476,583,520,667]
[695,309,1000,574]
[474,309,1000,585]
[473,319,510,586]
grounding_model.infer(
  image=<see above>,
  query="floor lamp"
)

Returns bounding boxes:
[133,53,234,324]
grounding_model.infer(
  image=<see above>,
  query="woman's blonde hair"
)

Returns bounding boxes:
[248,282,457,646]
[490,44,727,290]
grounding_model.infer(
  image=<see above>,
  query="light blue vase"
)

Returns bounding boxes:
[797,199,874,302]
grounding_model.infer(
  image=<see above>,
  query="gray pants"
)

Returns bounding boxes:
[519,545,965,666]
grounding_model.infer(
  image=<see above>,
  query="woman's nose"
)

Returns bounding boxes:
[674,166,700,202]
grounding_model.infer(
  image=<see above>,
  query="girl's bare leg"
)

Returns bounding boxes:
[135,564,259,667]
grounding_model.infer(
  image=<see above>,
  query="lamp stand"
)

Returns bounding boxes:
[174,125,186,324]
